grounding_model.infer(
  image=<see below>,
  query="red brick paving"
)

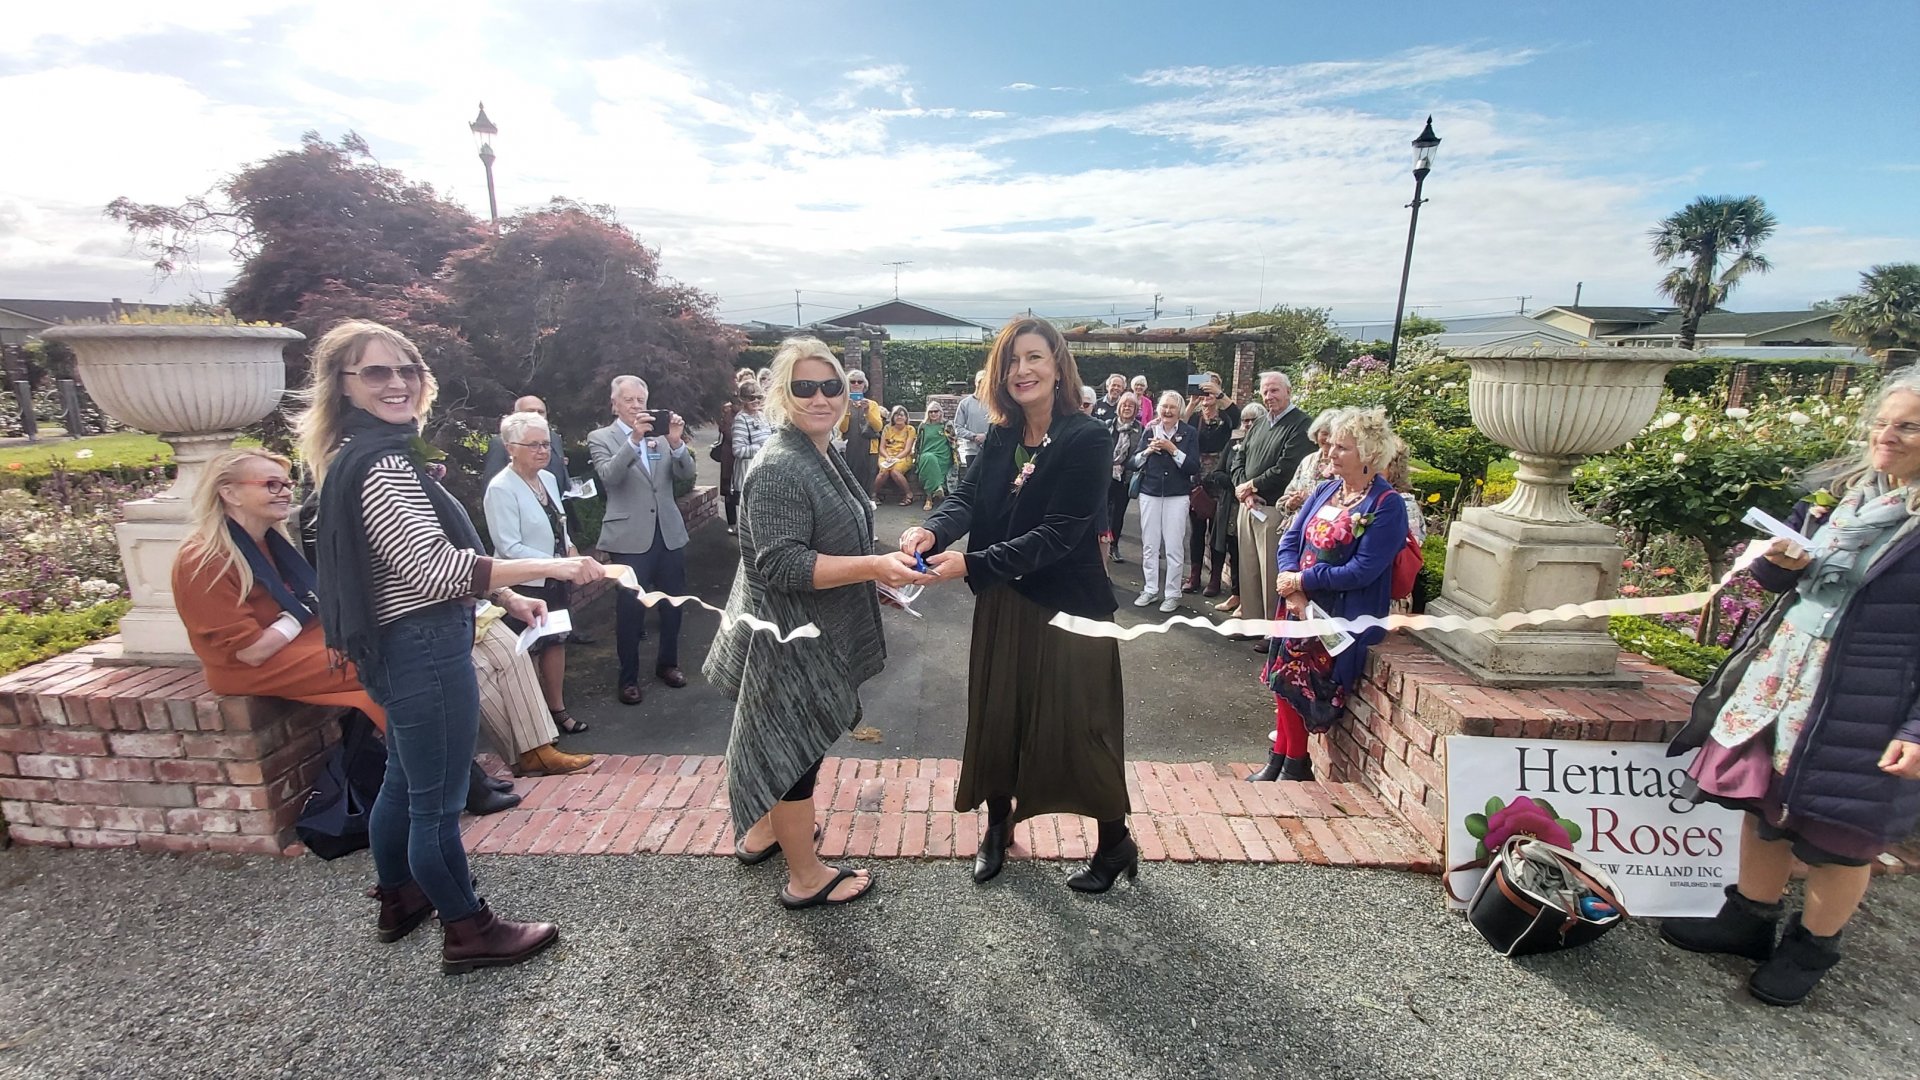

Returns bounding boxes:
[462,754,1444,871]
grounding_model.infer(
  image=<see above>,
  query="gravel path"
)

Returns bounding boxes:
[1,849,1916,1079]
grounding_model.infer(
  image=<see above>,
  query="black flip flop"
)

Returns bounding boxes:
[779,866,874,910]
[735,823,822,866]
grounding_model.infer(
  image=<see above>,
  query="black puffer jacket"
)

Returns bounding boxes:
[1672,499,1920,842]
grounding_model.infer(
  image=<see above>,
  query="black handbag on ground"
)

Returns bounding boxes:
[295,711,387,860]
[1467,836,1627,957]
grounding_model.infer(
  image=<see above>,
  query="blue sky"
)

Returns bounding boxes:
[3,0,1915,328]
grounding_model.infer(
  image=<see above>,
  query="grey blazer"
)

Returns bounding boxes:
[587,421,696,555]
[483,468,570,586]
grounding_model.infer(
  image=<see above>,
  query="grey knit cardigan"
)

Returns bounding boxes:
[704,424,886,838]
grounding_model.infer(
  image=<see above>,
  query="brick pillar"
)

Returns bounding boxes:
[1726,364,1753,409]
[1232,340,1257,403]
[867,335,887,406]
[1831,365,1853,400]
[843,335,865,381]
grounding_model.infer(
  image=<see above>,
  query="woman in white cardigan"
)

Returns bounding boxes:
[484,411,586,734]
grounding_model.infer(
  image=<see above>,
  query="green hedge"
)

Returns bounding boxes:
[0,601,129,677]
[1662,358,1858,401]
[1607,615,1728,684]
[1409,467,1460,505]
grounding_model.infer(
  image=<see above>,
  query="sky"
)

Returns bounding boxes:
[3,0,1916,329]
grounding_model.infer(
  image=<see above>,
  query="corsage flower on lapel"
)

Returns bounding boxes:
[1012,434,1051,494]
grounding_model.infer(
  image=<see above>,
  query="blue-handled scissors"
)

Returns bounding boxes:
[914,551,931,575]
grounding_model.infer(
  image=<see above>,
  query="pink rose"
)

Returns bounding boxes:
[1484,796,1572,851]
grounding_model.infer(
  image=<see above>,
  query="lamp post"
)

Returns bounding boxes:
[1386,116,1441,370]
[469,102,499,229]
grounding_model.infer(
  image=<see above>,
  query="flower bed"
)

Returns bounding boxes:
[0,467,163,674]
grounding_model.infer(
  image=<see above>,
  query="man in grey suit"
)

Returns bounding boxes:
[588,375,696,705]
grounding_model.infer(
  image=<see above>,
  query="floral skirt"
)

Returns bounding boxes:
[1264,621,1345,733]
[1687,731,1879,866]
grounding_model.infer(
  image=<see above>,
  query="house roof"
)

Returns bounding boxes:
[819,299,992,329]
[1627,310,1836,339]
[0,297,177,327]
[1533,305,1675,325]
[1426,315,1588,350]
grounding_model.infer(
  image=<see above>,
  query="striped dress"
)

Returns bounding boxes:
[361,453,491,623]
[705,425,886,838]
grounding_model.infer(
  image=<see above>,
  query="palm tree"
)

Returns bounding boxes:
[1649,196,1778,349]
[1833,262,1920,356]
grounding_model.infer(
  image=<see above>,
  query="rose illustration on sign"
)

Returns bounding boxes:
[1463,795,1582,860]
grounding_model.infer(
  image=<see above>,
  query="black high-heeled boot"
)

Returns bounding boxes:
[1280,756,1315,782]
[475,760,514,794]
[1067,834,1139,893]
[973,819,1012,884]
[1247,751,1286,782]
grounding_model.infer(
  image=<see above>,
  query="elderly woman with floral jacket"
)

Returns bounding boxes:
[1661,370,1920,1007]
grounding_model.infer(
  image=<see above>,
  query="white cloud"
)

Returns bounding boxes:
[0,12,1902,329]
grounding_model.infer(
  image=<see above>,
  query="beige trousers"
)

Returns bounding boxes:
[471,620,559,759]
[1235,500,1284,621]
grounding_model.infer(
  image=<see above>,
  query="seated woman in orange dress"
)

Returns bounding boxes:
[173,448,389,727]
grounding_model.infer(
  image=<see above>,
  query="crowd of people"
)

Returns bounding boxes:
[160,315,1920,1008]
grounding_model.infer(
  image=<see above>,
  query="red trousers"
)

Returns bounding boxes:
[1272,698,1308,758]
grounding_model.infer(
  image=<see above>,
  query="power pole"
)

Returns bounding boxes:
[881,261,912,298]
[1573,281,1584,306]
[794,290,802,327]
[1152,293,1163,320]
[1517,295,1530,315]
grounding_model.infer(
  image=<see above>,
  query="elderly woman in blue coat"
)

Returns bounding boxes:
[484,410,585,735]
[1662,370,1920,1007]
[1249,407,1406,784]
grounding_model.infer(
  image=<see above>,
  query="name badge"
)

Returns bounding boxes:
[1315,504,1342,522]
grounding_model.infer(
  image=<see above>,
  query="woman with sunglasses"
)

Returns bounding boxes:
[707,336,930,910]
[173,447,388,726]
[295,320,604,973]
[902,319,1135,894]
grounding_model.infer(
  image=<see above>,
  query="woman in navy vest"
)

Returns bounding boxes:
[1130,391,1201,613]
[1662,371,1920,1007]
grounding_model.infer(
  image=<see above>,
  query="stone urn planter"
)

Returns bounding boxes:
[1416,344,1692,685]
[41,323,303,663]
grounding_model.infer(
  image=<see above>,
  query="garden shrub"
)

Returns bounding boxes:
[0,602,130,677]
[1409,468,1459,505]
[1608,615,1729,684]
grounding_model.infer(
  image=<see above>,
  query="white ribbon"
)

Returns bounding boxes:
[609,564,820,643]
[1049,540,1768,642]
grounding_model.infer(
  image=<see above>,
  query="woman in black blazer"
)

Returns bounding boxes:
[902,319,1135,893]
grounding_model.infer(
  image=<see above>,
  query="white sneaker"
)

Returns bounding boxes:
[1159,596,1180,613]
[1134,591,1157,607]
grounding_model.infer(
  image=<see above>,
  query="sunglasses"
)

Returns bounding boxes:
[789,378,846,399]
[341,364,425,387]
[234,479,295,494]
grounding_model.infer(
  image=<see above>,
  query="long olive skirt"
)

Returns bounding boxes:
[956,585,1130,823]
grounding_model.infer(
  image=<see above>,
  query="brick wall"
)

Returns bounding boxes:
[1310,637,1697,852]
[0,642,340,853]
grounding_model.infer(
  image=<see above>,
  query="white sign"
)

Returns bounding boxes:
[1444,736,1742,918]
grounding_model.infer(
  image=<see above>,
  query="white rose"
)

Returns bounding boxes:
[1651,412,1682,431]
[1681,425,1699,443]
[1671,452,1688,464]
[1724,407,1750,420]
[1786,411,1811,427]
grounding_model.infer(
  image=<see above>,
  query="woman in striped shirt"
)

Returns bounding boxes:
[297,320,605,975]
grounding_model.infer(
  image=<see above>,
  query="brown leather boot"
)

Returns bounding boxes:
[376,881,434,943]
[441,900,559,975]
[1183,565,1202,594]
[1203,563,1223,597]
[514,744,594,777]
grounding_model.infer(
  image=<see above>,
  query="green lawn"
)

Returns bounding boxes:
[0,431,173,469]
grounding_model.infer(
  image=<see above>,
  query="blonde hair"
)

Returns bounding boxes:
[291,320,436,487]
[1826,368,1920,512]
[1330,406,1402,476]
[764,336,848,429]
[182,447,293,602]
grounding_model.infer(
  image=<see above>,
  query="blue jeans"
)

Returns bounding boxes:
[611,526,686,685]
[360,602,482,922]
